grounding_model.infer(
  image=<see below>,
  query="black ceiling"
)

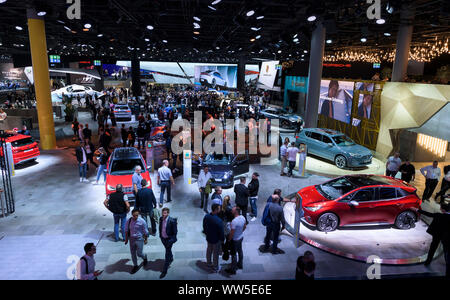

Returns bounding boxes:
[0,0,448,63]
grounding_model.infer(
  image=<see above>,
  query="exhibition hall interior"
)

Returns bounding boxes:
[0,0,449,281]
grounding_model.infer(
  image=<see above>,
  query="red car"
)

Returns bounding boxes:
[298,175,421,232]
[105,147,152,201]
[0,133,40,165]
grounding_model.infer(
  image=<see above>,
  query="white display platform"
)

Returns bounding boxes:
[283,202,438,265]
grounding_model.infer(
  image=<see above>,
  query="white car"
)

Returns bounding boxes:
[199,70,227,88]
[52,84,103,100]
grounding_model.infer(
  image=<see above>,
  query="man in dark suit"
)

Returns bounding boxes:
[418,203,450,267]
[234,177,249,224]
[136,179,157,235]
[159,207,178,278]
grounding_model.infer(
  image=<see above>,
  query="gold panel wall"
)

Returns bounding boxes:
[376,82,450,159]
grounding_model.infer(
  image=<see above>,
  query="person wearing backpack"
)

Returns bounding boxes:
[262,195,286,254]
[76,243,103,280]
[103,184,130,242]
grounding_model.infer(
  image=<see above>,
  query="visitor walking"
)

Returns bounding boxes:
[159,207,178,278]
[203,204,224,273]
[76,243,102,280]
[248,172,260,222]
[234,177,249,224]
[157,160,175,207]
[103,184,130,242]
[386,152,402,177]
[125,208,148,274]
[225,206,246,275]
[136,179,157,235]
[421,161,441,201]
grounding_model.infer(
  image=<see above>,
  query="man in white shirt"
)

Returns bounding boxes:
[421,161,441,201]
[386,152,402,178]
[287,143,299,177]
[76,141,89,183]
[225,206,247,275]
[280,139,289,176]
[76,243,102,280]
[157,160,175,208]
[198,166,212,212]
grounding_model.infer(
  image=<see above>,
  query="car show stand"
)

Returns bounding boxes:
[283,202,439,265]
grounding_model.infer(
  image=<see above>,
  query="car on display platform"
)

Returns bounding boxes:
[295,128,373,169]
[200,70,227,88]
[52,84,103,99]
[105,147,152,202]
[258,107,303,129]
[0,133,40,165]
[113,104,133,122]
[192,148,249,189]
[298,174,421,232]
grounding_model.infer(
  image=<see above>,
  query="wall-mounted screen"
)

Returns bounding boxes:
[355,82,375,92]
[49,55,61,63]
[258,60,279,88]
[194,65,237,89]
[356,93,374,120]
[318,80,354,124]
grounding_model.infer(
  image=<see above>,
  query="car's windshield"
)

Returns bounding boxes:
[317,177,357,200]
[205,153,232,165]
[332,135,355,146]
[110,159,144,175]
[12,138,34,148]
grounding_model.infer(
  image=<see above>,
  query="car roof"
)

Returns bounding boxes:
[344,175,413,189]
[113,147,142,160]
[304,128,342,136]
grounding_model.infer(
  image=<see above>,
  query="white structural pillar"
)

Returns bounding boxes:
[304,22,326,128]
[391,7,415,82]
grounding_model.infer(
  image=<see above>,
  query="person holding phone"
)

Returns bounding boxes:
[76,243,103,280]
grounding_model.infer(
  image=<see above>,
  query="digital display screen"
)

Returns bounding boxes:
[318,80,354,124]
[356,93,374,120]
[94,60,101,66]
[194,65,237,89]
[373,63,381,68]
[355,82,375,92]
[49,55,61,63]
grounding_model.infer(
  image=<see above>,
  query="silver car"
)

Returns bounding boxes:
[113,104,132,122]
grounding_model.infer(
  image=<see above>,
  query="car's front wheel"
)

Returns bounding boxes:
[317,213,339,232]
[395,211,416,230]
[334,155,347,169]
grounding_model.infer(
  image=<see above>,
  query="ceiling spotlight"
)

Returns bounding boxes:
[193,22,200,28]
[304,50,308,53]
[361,37,367,42]
[64,26,71,31]
[293,34,298,38]
[211,0,221,4]
[376,19,386,24]
[208,5,216,10]
[193,31,200,35]
[37,11,46,16]
[162,40,168,43]
[251,27,261,31]
[250,38,256,42]
[145,38,149,42]
[326,39,332,44]
[293,38,299,42]
[15,26,23,30]
[307,15,316,22]
[277,50,282,53]
[246,10,255,17]
[384,32,391,36]
[256,35,261,39]
[83,28,89,32]
[256,15,264,20]
[84,23,91,29]
[97,34,103,37]
[147,25,154,30]
[216,46,220,50]
[193,16,201,21]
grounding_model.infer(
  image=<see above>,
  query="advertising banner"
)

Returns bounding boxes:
[318,80,354,124]
[258,60,279,88]
[194,65,237,89]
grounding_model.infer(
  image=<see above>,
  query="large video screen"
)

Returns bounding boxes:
[258,60,279,88]
[318,80,354,124]
[194,65,237,89]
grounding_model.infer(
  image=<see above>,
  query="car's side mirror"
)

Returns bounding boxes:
[349,200,359,206]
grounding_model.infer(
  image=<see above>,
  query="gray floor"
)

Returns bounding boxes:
[0,147,446,280]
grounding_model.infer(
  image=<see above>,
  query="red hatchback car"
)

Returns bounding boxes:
[105,147,152,202]
[0,133,40,165]
[298,175,421,232]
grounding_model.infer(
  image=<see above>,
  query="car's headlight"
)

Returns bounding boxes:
[304,205,323,212]
[107,185,116,191]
